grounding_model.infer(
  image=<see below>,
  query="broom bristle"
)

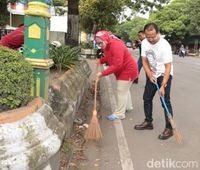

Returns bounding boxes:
[173,129,182,144]
[85,111,102,141]
[169,118,182,144]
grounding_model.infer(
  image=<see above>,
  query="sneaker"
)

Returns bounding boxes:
[134,121,153,130]
[107,114,125,121]
[117,114,126,120]
[107,114,119,121]
[158,128,173,140]
[126,107,133,111]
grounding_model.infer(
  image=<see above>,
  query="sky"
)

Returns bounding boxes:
[121,7,149,22]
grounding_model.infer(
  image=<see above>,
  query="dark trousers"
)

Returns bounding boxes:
[143,75,173,129]
[137,56,143,73]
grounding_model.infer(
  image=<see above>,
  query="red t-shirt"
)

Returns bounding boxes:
[100,39,138,81]
[0,25,24,49]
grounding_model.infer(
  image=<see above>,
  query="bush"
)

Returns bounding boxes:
[53,0,65,6]
[0,46,33,112]
[49,45,80,72]
[80,42,93,49]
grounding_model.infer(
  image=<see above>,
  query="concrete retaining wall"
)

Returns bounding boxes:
[0,102,65,170]
[48,59,91,137]
[81,49,96,59]
[0,59,91,170]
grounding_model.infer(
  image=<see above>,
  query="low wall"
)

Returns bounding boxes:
[0,59,91,170]
[0,98,65,170]
[81,49,96,59]
[48,59,91,138]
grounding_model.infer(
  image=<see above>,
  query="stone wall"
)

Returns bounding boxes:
[48,59,91,137]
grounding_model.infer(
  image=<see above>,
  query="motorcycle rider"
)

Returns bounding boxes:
[179,44,186,58]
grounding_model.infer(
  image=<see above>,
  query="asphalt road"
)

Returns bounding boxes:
[81,49,200,170]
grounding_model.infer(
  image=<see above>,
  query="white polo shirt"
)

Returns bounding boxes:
[141,37,173,78]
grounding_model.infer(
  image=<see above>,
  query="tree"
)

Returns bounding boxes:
[0,0,171,46]
[0,0,9,27]
[148,0,189,41]
[79,0,170,34]
[114,17,146,42]
[65,0,79,46]
[80,0,125,34]
[186,0,200,34]
[127,0,171,14]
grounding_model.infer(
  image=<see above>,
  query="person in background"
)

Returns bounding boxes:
[185,45,189,56]
[0,25,24,50]
[96,48,104,58]
[95,30,138,121]
[133,30,146,84]
[134,23,174,140]
[131,40,138,50]
[178,44,186,58]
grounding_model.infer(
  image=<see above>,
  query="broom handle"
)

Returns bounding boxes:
[155,83,172,118]
[156,82,182,144]
[93,62,99,111]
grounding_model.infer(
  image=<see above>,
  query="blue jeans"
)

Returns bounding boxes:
[143,75,173,129]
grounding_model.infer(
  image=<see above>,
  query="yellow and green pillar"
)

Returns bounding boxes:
[24,0,53,100]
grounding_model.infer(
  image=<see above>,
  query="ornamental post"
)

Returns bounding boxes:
[24,0,53,100]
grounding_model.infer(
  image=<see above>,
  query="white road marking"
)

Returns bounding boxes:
[104,71,134,170]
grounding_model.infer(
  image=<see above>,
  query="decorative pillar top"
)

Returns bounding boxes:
[25,1,51,18]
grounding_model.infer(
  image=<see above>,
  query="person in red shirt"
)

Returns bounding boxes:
[0,25,24,50]
[95,30,138,121]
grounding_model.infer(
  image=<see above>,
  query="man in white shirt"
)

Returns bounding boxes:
[134,23,174,140]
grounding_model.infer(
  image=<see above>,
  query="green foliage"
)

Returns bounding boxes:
[144,0,200,49]
[186,0,200,34]
[7,0,17,4]
[0,46,33,112]
[49,45,81,72]
[52,0,65,6]
[148,0,190,41]
[79,0,169,34]
[80,0,126,33]
[114,17,146,42]
[0,15,9,27]
[128,0,170,14]
[0,1,9,26]
[80,42,93,49]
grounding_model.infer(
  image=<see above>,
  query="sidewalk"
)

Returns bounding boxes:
[80,59,123,170]
[79,59,137,170]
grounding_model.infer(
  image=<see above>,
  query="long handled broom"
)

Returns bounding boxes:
[155,82,182,144]
[84,64,102,141]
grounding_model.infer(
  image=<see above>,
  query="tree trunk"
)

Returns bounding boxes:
[65,0,79,47]
[0,1,9,27]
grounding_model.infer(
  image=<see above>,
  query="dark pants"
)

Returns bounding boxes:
[143,75,173,129]
[137,56,143,73]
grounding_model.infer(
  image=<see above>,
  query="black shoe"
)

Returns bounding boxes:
[134,121,153,130]
[158,128,173,140]
[133,78,138,84]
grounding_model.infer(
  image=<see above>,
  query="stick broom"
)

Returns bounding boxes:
[85,64,102,141]
[155,83,182,144]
